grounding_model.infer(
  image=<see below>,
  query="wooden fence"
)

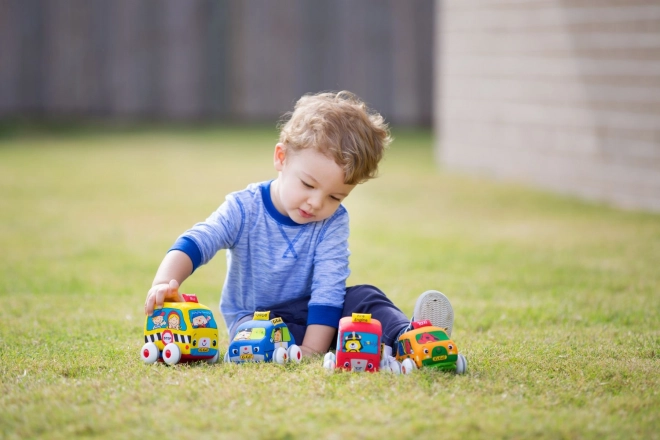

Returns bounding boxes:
[0,0,434,126]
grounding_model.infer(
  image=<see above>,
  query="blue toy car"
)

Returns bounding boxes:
[224,311,302,364]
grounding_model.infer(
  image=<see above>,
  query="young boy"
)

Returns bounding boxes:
[143,91,454,362]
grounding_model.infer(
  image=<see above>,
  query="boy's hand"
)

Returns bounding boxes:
[144,279,184,315]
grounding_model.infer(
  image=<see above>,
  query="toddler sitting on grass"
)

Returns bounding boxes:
[143,90,455,364]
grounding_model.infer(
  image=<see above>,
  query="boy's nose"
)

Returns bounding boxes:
[307,194,323,209]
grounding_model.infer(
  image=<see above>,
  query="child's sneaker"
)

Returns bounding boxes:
[412,290,454,336]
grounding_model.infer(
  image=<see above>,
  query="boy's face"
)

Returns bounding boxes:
[271,143,355,224]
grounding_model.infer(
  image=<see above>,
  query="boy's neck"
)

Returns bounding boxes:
[262,180,302,227]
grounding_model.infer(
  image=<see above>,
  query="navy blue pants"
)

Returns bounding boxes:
[229,284,410,349]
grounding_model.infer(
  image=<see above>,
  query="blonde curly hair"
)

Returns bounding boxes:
[278,91,391,185]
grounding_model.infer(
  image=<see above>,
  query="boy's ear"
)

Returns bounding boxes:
[274,143,286,171]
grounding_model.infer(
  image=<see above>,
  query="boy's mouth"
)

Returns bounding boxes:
[299,209,313,219]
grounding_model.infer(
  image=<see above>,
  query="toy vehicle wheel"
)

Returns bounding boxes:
[401,358,417,375]
[388,359,402,375]
[223,350,230,363]
[287,345,302,363]
[141,342,159,364]
[207,351,220,364]
[456,353,467,375]
[274,346,288,364]
[162,343,181,366]
[323,352,336,370]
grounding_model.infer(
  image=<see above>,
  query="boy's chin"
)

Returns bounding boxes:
[291,215,313,224]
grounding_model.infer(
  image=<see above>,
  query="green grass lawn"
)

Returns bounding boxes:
[1,126,658,439]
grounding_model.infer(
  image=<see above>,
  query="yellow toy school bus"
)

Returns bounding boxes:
[141,294,220,365]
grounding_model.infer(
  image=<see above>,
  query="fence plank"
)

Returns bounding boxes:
[0,0,433,125]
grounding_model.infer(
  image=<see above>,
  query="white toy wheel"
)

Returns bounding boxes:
[456,353,467,375]
[223,350,230,363]
[388,359,402,375]
[323,352,336,370]
[379,356,402,374]
[162,343,181,365]
[141,342,159,364]
[401,358,417,375]
[207,351,220,364]
[287,345,302,363]
[274,346,288,364]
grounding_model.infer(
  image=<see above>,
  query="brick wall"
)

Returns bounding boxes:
[435,0,660,212]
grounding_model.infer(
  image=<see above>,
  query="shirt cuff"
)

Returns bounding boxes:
[307,304,343,328]
[169,236,202,272]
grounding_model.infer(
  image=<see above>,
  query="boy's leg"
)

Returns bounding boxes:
[265,296,310,346]
[342,285,410,348]
[228,297,310,345]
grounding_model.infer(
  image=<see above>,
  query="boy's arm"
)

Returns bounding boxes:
[144,192,246,316]
[301,324,336,357]
[304,208,351,356]
[144,250,193,315]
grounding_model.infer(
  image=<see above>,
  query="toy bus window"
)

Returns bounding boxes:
[271,327,291,343]
[189,309,216,329]
[415,331,448,344]
[403,339,413,355]
[233,327,265,341]
[250,327,266,340]
[340,331,379,354]
[147,308,186,331]
[396,340,406,357]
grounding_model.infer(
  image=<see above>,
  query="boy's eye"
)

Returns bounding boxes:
[330,196,341,202]
[301,180,313,188]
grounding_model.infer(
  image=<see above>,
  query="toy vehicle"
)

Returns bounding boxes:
[323,313,382,372]
[395,320,467,374]
[224,311,302,364]
[141,294,220,365]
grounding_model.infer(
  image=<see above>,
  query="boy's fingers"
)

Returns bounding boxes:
[144,281,183,316]
[169,279,184,302]
[144,292,156,315]
[154,286,167,310]
[170,281,183,301]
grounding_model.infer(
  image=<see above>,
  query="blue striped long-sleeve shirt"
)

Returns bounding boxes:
[170,180,350,334]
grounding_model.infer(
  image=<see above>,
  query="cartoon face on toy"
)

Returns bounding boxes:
[192,315,209,328]
[194,334,211,349]
[417,332,441,344]
[235,329,252,340]
[190,330,218,357]
[168,312,181,330]
[233,343,260,361]
[228,341,265,362]
[151,313,166,329]
[340,358,376,372]
[344,332,363,352]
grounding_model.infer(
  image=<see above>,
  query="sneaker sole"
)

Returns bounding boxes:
[413,290,454,337]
